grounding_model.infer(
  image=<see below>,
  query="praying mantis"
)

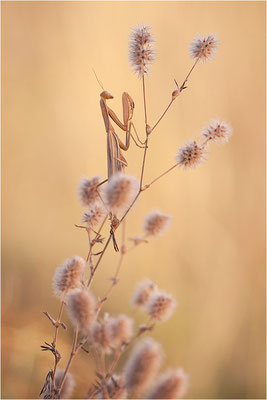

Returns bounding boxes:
[97,84,145,251]
[100,90,144,179]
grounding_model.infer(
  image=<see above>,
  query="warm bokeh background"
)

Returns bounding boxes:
[2,1,266,399]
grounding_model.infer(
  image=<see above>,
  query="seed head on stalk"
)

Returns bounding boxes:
[147,369,189,399]
[146,291,177,322]
[190,33,219,61]
[53,256,85,299]
[201,120,233,144]
[129,24,155,77]
[176,140,207,169]
[143,211,172,237]
[124,338,162,396]
[66,289,96,335]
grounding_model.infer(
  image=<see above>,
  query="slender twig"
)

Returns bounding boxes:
[150,99,174,134]
[57,327,79,397]
[142,75,148,125]
[149,56,201,135]
[179,56,200,91]
[87,234,113,288]
[144,163,178,188]
[97,221,127,313]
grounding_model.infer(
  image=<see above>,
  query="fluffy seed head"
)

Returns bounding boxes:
[131,280,157,308]
[78,176,101,207]
[90,313,113,354]
[97,375,127,399]
[110,314,134,347]
[129,24,155,77]
[105,173,139,214]
[190,33,219,61]
[53,256,85,298]
[82,204,106,228]
[176,140,207,169]
[143,211,172,237]
[147,369,189,399]
[201,120,233,144]
[146,291,177,322]
[67,289,96,335]
[124,338,162,396]
[55,370,75,399]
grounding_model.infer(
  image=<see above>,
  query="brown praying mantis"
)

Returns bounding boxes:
[100,89,145,178]
[95,74,145,251]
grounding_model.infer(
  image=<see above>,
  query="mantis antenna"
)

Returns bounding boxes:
[92,68,105,91]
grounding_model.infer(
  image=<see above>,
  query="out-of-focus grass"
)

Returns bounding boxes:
[2,1,265,398]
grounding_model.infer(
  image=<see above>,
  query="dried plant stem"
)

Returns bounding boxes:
[140,76,149,189]
[142,75,148,125]
[57,327,79,398]
[145,163,178,188]
[149,56,201,136]
[87,234,113,289]
[150,99,174,134]
[51,301,65,391]
[180,56,200,91]
[97,221,127,313]
[87,230,94,272]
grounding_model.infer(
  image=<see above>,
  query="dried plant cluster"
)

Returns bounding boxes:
[40,24,232,399]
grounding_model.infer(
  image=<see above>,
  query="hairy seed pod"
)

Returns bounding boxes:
[67,289,96,335]
[146,291,177,322]
[131,280,157,308]
[124,338,162,396]
[90,314,113,354]
[147,369,189,399]
[53,256,85,298]
[189,33,219,61]
[110,314,134,347]
[143,211,172,237]
[129,24,155,77]
[82,204,106,228]
[105,173,139,214]
[78,176,101,207]
[176,140,207,169]
[201,120,233,144]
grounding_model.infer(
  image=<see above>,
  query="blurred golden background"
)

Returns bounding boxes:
[2,1,266,398]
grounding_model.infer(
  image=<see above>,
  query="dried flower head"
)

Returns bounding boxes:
[131,280,157,308]
[55,370,75,399]
[129,24,155,77]
[97,375,127,399]
[90,313,113,354]
[78,176,101,207]
[146,291,177,322]
[190,33,219,61]
[66,289,96,335]
[53,256,85,298]
[176,140,207,169]
[201,120,233,144]
[143,211,172,237]
[82,204,106,228]
[124,338,162,396]
[110,314,134,347]
[105,173,139,214]
[147,369,189,399]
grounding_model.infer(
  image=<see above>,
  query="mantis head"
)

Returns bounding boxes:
[100,91,114,100]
